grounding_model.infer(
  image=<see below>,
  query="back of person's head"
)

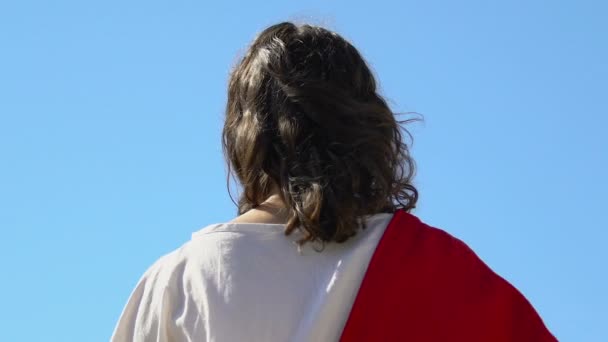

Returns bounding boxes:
[223,22,418,247]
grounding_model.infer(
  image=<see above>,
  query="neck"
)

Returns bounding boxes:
[230,197,289,225]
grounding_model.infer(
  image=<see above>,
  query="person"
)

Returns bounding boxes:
[111,22,556,341]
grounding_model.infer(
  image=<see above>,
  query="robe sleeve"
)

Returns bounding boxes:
[110,252,202,342]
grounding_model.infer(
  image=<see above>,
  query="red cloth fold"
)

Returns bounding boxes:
[340,210,557,341]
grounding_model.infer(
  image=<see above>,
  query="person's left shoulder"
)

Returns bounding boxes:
[111,242,201,342]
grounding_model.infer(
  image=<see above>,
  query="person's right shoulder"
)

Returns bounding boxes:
[408,214,557,341]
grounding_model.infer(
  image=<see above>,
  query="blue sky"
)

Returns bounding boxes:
[1,0,606,341]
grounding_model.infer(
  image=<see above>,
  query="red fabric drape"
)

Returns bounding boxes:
[340,210,557,341]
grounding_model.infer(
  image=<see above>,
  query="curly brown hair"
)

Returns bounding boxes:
[222,22,418,248]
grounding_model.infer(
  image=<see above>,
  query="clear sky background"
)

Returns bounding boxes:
[1,0,606,341]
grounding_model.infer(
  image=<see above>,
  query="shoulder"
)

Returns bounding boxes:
[387,211,477,264]
[127,227,230,300]
[139,223,241,282]
[401,213,506,288]
[111,232,219,342]
[111,247,184,341]
[140,246,188,288]
[385,212,524,311]
[393,213,556,340]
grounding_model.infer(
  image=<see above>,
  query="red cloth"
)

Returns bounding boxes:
[340,210,557,341]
